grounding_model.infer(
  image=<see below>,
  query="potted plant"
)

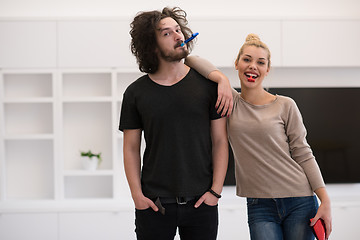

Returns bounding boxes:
[80,150,102,170]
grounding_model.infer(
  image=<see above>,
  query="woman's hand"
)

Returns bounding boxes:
[210,70,233,117]
[312,188,332,239]
[184,56,233,116]
[311,201,332,239]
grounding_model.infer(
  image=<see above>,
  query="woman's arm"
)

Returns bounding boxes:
[284,99,332,239]
[185,56,233,116]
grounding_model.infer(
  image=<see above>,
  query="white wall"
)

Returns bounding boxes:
[0,0,360,19]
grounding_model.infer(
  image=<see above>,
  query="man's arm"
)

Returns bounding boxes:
[123,129,158,211]
[195,117,228,207]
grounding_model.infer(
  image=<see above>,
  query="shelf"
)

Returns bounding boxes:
[62,102,112,170]
[3,97,54,103]
[62,73,111,98]
[62,97,112,103]
[4,134,54,140]
[64,175,113,199]
[4,102,53,135]
[3,73,53,98]
[5,139,54,200]
[63,170,114,176]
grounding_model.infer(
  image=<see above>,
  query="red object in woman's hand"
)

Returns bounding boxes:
[310,218,326,240]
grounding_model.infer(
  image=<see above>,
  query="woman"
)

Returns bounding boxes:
[185,34,332,240]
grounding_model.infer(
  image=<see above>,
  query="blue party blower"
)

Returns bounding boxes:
[181,32,199,47]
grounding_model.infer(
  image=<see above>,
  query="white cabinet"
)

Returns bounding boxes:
[59,212,135,240]
[0,211,135,240]
[282,20,360,66]
[190,19,282,67]
[58,21,137,68]
[0,213,58,240]
[0,70,143,205]
[190,19,360,67]
[1,19,360,69]
[0,22,57,68]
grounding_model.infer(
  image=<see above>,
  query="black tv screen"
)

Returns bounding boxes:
[224,88,360,185]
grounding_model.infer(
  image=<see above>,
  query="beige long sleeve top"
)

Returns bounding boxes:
[185,55,325,198]
[229,90,325,198]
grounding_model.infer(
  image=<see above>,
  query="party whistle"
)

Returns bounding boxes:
[181,32,199,47]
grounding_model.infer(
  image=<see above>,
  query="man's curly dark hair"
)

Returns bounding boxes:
[130,7,194,73]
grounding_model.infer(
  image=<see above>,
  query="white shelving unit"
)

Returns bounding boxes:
[0,68,143,210]
[60,70,113,200]
[1,71,56,202]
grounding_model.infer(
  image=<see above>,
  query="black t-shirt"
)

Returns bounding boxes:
[119,69,221,198]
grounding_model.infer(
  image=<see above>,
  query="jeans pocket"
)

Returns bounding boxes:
[247,198,258,206]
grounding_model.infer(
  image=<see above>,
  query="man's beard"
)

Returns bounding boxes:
[158,46,189,62]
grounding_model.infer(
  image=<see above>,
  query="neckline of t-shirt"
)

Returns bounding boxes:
[147,69,192,88]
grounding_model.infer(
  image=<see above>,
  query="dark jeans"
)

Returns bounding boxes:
[135,199,218,240]
[247,196,319,240]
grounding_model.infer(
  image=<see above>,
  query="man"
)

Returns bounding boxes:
[119,7,228,240]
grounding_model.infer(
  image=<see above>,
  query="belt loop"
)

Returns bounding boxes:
[176,197,188,205]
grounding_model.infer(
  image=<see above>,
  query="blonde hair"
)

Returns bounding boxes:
[235,33,271,68]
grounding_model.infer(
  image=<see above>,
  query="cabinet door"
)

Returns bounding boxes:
[59,212,135,240]
[282,20,360,66]
[58,21,136,68]
[0,213,58,240]
[0,21,57,68]
[189,19,282,67]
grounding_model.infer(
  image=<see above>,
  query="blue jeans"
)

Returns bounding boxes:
[135,199,218,240]
[247,196,318,240]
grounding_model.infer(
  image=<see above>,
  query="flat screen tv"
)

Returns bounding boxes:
[224,88,360,185]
